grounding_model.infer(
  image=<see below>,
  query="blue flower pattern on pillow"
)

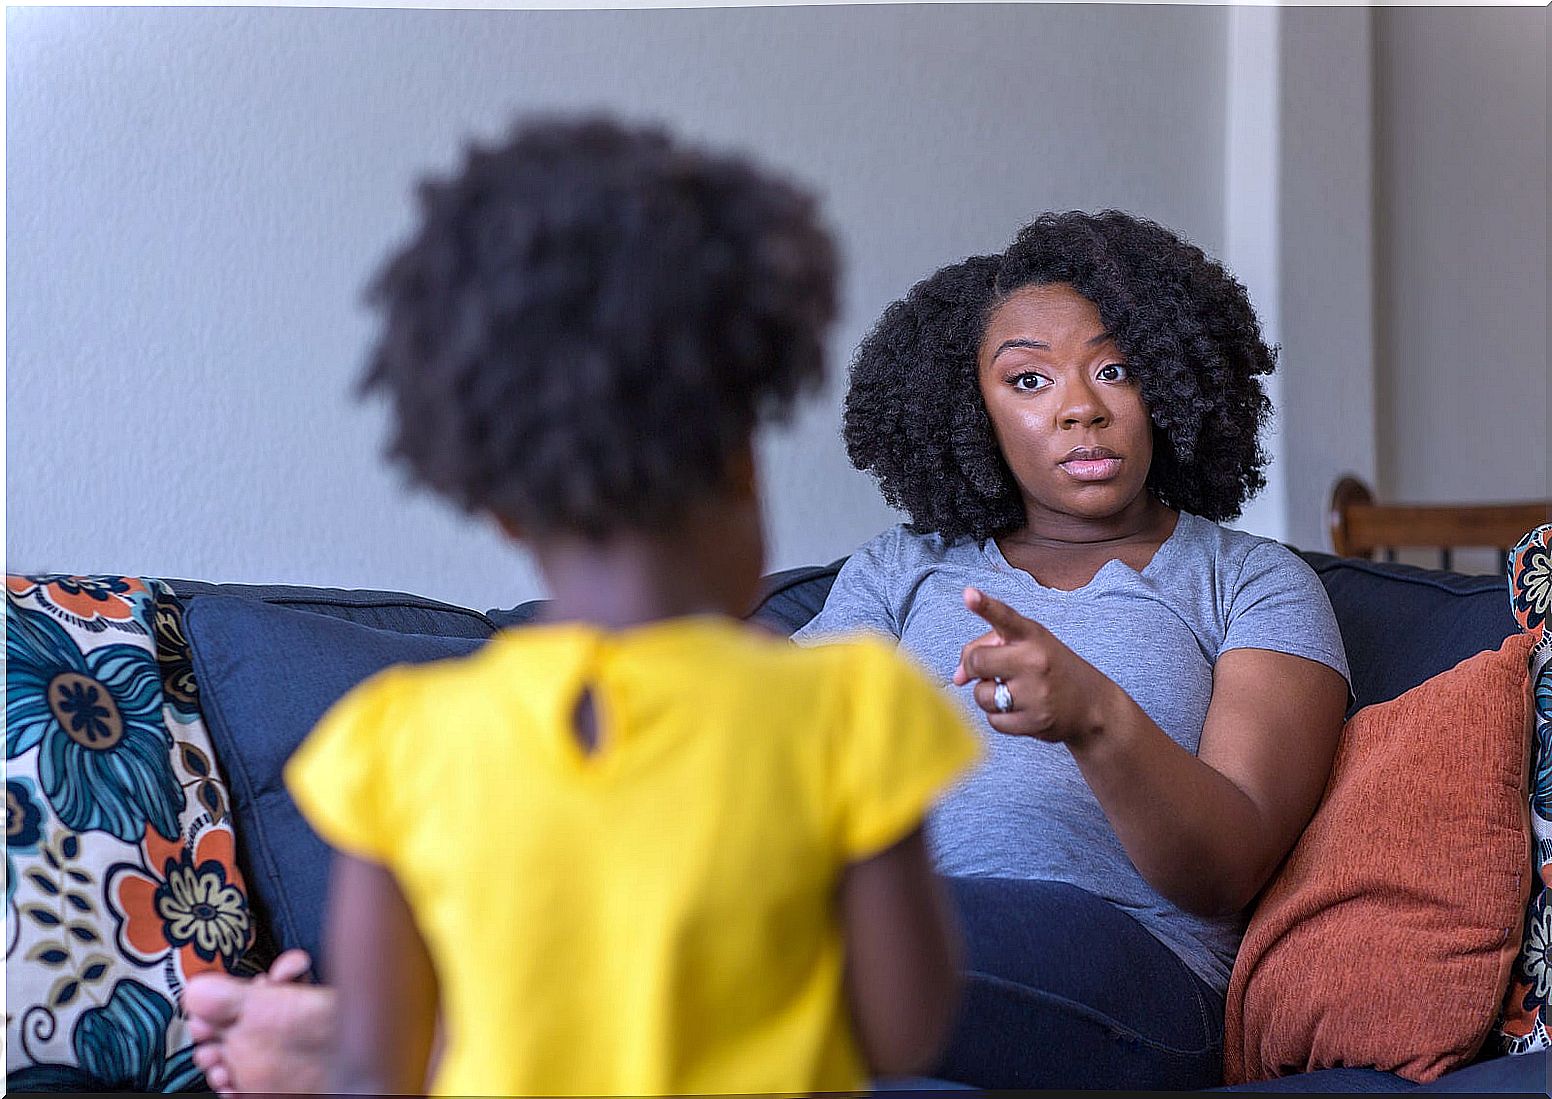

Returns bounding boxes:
[7,778,45,903]
[6,777,46,950]
[6,604,182,843]
[8,978,202,1092]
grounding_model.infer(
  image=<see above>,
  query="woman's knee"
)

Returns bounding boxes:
[936,971,1222,1090]
[937,876,1224,1069]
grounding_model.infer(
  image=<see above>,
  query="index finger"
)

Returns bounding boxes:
[963,587,1043,641]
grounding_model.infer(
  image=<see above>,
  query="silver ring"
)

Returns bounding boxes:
[992,677,1013,714]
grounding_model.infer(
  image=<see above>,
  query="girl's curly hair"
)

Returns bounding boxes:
[359,116,837,538]
[844,211,1275,543]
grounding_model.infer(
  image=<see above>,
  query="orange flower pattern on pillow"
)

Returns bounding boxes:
[109,824,252,982]
[6,575,151,635]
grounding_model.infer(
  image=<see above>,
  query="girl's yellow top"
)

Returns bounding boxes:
[285,615,978,1097]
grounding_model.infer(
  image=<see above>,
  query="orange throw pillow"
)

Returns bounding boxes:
[1224,633,1535,1084]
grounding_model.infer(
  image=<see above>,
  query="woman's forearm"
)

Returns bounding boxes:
[1067,687,1285,918]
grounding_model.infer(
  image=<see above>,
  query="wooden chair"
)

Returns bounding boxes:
[1328,475,1550,573]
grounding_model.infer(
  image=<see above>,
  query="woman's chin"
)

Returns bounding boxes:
[1025,484,1152,523]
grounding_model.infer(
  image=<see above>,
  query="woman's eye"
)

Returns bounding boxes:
[1009,372,1049,392]
[1097,363,1130,382]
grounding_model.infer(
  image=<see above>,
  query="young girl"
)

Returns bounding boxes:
[280,117,980,1097]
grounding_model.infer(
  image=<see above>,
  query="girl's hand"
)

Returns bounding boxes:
[951,586,1118,746]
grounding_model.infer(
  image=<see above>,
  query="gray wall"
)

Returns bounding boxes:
[6,4,1229,610]
[9,5,1546,606]
[1373,7,1548,509]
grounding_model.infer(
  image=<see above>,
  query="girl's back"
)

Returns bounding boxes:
[287,616,976,1096]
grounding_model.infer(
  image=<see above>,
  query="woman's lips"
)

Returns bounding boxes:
[1060,457,1124,482]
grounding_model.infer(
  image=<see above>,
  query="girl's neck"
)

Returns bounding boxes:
[531,518,762,630]
[540,566,734,631]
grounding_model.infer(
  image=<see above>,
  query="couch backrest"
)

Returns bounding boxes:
[169,549,1519,715]
[164,578,497,638]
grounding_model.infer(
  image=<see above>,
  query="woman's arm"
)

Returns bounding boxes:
[324,853,440,1094]
[840,827,963,1076]
[956,588,1347,918]
[1071,647,1346,917]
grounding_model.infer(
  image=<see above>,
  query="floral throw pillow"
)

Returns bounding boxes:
[1498,525,1552,1055]
[6,576,260,1091]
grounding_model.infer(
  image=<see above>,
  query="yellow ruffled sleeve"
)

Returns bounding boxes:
[831,640,982,862]
[283,669,410,864]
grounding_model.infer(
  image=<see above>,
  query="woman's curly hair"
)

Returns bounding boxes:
[844,210,1275,543]
[360,116,837,538]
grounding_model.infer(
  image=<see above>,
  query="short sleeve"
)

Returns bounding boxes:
[792,528,905,646]
[1222,542,1352,688]
[830,641,982,862]
[283,669,408,864]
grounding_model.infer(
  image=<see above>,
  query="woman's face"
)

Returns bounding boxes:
[976,282,1153,527]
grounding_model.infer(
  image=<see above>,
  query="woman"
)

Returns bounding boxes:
[795,211,1350,1090]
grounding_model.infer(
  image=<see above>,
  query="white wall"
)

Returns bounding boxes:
[1372,7,1548,511]
[1220,5,1545,562]
[1277,7,1380,554]
[1222,5,1286,545]
[6,4,1231,610]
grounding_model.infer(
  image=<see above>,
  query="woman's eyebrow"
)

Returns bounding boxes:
[991,338,1049,362]
[991,332,1115,362]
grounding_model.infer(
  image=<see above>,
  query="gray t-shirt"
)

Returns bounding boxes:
[792,511,1349,994]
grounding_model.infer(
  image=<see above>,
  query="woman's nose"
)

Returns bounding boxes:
[1059,383,1110,428]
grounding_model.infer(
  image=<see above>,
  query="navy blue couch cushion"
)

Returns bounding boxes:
[1296,552,1518,714]
[1410,1047,1546,1092]
[1211,1046,1546,1093]
[747,560,852,634]
[167,578,497,638]
[1213,1066,1413,1092]
[182,594,485,971]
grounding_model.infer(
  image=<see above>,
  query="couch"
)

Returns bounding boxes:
[4,546,1547,1094]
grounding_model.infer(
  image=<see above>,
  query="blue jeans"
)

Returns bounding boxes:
[929,877,1226,1091]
